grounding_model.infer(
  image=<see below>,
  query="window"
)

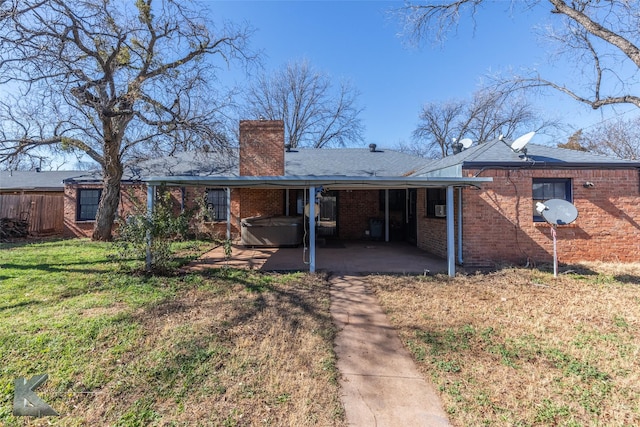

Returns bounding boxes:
[532,178,572,221]
[77,189,101,221]
[425,188,447,218]
[206,188,227,221]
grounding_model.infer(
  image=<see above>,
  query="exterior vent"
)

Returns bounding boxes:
[435,205,446,217]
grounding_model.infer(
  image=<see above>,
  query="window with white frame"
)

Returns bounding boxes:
[532,178,572,221]
[206,188,227,221]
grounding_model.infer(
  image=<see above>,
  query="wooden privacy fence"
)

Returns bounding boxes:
[0,194,64,236]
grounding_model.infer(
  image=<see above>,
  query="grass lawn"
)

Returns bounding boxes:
[369,264,640,427]
[0,239,344,426]
[3,239,639,426]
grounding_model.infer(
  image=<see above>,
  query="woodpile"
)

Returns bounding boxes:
[0,217,29,239]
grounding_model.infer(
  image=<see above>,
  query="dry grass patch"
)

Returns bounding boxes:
[368,264,640,427]
[73,271,344,426]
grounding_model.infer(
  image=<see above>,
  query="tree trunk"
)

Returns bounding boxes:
[92,168,123,241]
[92,124,125,241]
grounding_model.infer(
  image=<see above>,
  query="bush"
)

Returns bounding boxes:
[113,189,194,271]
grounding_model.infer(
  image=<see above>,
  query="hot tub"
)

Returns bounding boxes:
[241,216,304,247]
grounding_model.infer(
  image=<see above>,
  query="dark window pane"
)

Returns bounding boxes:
[77,189,101,221]
[532,179,571,221]
[206,188,227,221]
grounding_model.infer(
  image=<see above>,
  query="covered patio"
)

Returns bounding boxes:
[186,240,449,275]
[145,176,493,276]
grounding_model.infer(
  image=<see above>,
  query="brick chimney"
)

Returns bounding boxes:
[239,120,285,176]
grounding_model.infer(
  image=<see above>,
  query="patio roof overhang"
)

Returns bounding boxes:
[143,174,493,189]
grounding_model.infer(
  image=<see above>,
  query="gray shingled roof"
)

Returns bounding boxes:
[284,148,430,177]
[7,140,636,189]
[126,149,239,179]
[59,147,432,183]
[0,170,97,191]
[417,138,640,177]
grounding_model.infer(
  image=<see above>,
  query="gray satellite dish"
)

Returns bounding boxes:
[460,138,473,149]
[536,198,578,278]
[510,131,535,152]
[537,198,578,225]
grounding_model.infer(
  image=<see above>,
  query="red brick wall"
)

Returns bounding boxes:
[337,190,382,239]
[64,183,103,238]
[460,168,640,266]
[239,120,285,176]
[238,188,285,219]
[64,183,246,240]
[415,188,462,258]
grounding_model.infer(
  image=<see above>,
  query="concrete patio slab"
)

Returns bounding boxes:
[186,241,448,275]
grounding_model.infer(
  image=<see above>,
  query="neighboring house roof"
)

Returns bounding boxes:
[0,170,97,192]
[418,138,640,178]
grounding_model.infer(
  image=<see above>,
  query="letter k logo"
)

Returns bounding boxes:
[13,374,59,417]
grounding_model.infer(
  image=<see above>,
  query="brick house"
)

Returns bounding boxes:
[416,138,640,266]
[62,119,640,273]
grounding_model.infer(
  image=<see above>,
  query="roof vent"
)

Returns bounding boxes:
[285,143,292,152]
[369,143,377,152]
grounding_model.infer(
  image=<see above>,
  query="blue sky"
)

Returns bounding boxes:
[213,0,638,148]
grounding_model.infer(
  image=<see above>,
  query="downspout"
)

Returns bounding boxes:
[285,188,290,216]
[457,187,463,265]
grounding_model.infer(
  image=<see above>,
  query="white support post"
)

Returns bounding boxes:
[446,185,455,277]
[384,189,390,242]
[145,185,155,271]
[226,187,231,241]
[309,186,316,272]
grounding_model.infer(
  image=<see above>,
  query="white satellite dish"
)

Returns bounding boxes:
[460,138,473,149]
[537,198,578,278]
[538,198,578,226]
[510,131,535,152]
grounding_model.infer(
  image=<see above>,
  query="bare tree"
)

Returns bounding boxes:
[581,117,640,160]
[0,0,253,240]
[406,89,553,158]
[398,1,640,113]
[244,60,364,148]
[557,130,589,152]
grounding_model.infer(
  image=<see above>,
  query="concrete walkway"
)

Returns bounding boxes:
[330,274,451,426]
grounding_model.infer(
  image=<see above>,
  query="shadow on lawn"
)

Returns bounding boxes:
[1,256,144,276]
[614,274,640,285]
[134,267,331,337]
[0,299,43,312]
